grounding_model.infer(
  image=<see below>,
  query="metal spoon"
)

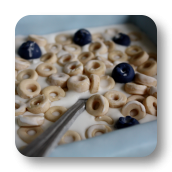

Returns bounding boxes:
[20,99,87,157]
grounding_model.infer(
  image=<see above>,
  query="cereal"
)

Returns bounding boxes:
[92,33,105,42]
[17,69,38,82]
[104,40,115,52]
[67,74,90,93]
[15,25,158,149]
[18,112,44,127]
[125,45,143,57]
[27,95,50,114]
[15,70,18,78]
[89,74,100,94]
[108,50,128,63]
[45,43,62,54]
[28,35,47,47]
[100,75,115,90]
[84,60,106,77]
[96,56,114,68]
[59,130,81,145]
[125,82,147,95]
[40,52,57,64]
[86,94,109,116]
[36,63,57,77]
[48,73,70,88]
[95,116,114,125]
[45,106,67,122]
[127,95,145,103]
[86,124,112,138]
[104,90,127,108]
[15,81,19,95]
[63,61,83,76]
[17,127,43,144]
[15,100,26,116]
[134,73,157,87]
[78,52,95,65]
[147,86,157,98]
[143,96,157,116]
[89,41,107,55]
[121,101,146,120]
[55,34,72,45]
[63,44,81,55]
[137,60,157,76]
[17,79,41,99]
[41,86,65,102]
[129,51,149,66]
[58,53,76,66]
[15,56,30,71]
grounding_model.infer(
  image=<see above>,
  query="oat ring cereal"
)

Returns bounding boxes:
[48,73,70,88]
[104,40,115,52]
[59,130,81,145]
[18,112,44,127]
[17,127,43,144]
[45,106,67,122]
[92,33,105,42]
[143,96,157,116]
[15,70,18,78]
[15,56,30,71]
[127,95,145,103]
[100,75,115,90]
[89,74,100,94]
[41,86,65,102]
[17,69,38,82]
[67,74,90,93]
[84,60,106,77]
[17,79,41,99]
[28,35,47,47]
[121,101,146,120]
[55,34,72,45]
[63,61,83,76]
[78,52,95,65]
[15,81,19,95]
[86,124,112,138]
[89,41,107,55]
[147,86,157,98]
[104,90,127,108]
[148,52,157,61]
[108,50,128,63]
[63,44,81,55]
[40,52,57,64]
[104,28,120,35]
[27,95,50,114]
[128,32,142,41]
[86,94,109,116]
[15,100,26,116]
[129,51,149,66]
[125,82,147,95]
[137,60,157,76]
[96,56,114,68]
[36,63,57,77]
[45,43,62,54]
[58,53,76,66]
[125,45,143,57]
[95,116,114,125]
[134,73,157,87]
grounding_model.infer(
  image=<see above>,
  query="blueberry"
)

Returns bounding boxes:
[115,116,139,129]
[112,63,135,83]
[73,29,92,46]
[18,41,42,60]
[112,33,131,46]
